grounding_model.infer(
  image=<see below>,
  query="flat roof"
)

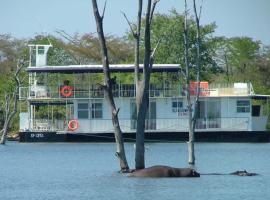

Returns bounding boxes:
[27,64,180,73]
[251,94,270,100]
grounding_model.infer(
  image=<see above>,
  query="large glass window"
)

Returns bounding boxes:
[237,100,250,113]
[91,102,103,119]
[78,103,89,119]
[196,100,221,129]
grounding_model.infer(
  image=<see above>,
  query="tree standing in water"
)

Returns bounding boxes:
[183,0,203,166]
[91,0,129,172]
[123,0,160,169]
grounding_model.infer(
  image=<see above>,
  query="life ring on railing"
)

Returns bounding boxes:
[68,120,79,131]
[60,85,73,97]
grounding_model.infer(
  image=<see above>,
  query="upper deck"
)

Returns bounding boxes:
[21,44,255,101]
[19,82,255,101]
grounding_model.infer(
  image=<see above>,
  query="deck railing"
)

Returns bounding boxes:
[24,117,250,132]
[19,82,253,100]
[19,84,181,100]
[208,83,253,96]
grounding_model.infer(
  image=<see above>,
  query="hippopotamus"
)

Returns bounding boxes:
[129,165,200,178]
[201,170,259,176]
[230,170,258,176]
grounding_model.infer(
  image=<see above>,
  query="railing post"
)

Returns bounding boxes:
[89,84,91,99]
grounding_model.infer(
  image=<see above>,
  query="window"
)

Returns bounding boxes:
[172,99,183,112]
[91,102,103,119]
[237,100,250,113]
[252,105,260,117]
[38,46,45,55]
[78,103,89,119]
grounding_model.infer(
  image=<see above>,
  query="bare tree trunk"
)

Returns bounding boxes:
[134,0,159,170]
[91,0,129,172]
[134,0,143,86]
[134,0,151,170]
[183,0,202,166]
[122,0,159,169]
[0,61,24,145]
[183,0,194,166]
[224,52,230,83]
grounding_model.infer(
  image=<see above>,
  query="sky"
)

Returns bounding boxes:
[0,0,270,45]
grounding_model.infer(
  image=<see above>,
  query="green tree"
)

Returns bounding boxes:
[226,37,261,82]
[0,35,27,131]
[56,31,133,64]
[126,9,221,81]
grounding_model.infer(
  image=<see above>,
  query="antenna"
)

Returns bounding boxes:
[42,30,52,46]
[39,29,52,46]
[47,37,52,46]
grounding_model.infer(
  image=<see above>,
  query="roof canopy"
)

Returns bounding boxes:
[26,64,180,73]
[251,95,270,100]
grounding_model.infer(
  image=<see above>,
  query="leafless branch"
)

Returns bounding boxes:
[149,38,161,70]
[151,38,161,58]
[116,108,120,115]
[97,83,107,90]
[193,0,200,24]
[199,0,204,21]
[55,29,80,45]
[121,11,137,38]
[192,0,202,123]
[150,0,160,24]
[135,0,143,84]
[101,0,107,20]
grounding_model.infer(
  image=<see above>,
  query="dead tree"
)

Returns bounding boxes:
[0,60,24,144]
[183,0,203,166]
[91,0,129,172]
[123,0,160,169]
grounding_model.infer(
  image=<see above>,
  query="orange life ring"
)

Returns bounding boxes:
[60,85,73,97]
[68,120,79,131]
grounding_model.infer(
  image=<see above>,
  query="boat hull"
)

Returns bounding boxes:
[19,131,270,143]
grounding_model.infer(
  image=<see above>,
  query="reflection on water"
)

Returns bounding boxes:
[0,142,270,200]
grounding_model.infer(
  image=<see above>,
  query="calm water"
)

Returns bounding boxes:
[0,142,270,200]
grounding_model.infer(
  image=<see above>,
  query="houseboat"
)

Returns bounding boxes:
[19,45,270,142]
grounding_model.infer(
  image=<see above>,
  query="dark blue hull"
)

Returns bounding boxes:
[19,131,270,143]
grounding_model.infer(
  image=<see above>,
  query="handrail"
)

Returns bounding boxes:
[19,82,253,100]
[25,117,250,132]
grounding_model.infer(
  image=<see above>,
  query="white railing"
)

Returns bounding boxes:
[30,119,66,131]
[19,82,253,100]
[19,84,180,100]
[195,117,249,130]
[27,117,250,132]
[208,83,252,96]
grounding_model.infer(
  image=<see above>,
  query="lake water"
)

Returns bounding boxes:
[0,142,270,200]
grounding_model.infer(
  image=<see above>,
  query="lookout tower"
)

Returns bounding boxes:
[28,44,52,67]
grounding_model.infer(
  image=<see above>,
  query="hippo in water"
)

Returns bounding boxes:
[129,165,200,178]
[230,170,258,176]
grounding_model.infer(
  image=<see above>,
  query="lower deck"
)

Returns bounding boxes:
[20,96,268,133]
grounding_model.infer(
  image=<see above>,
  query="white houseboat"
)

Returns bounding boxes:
[19,45,270,142]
